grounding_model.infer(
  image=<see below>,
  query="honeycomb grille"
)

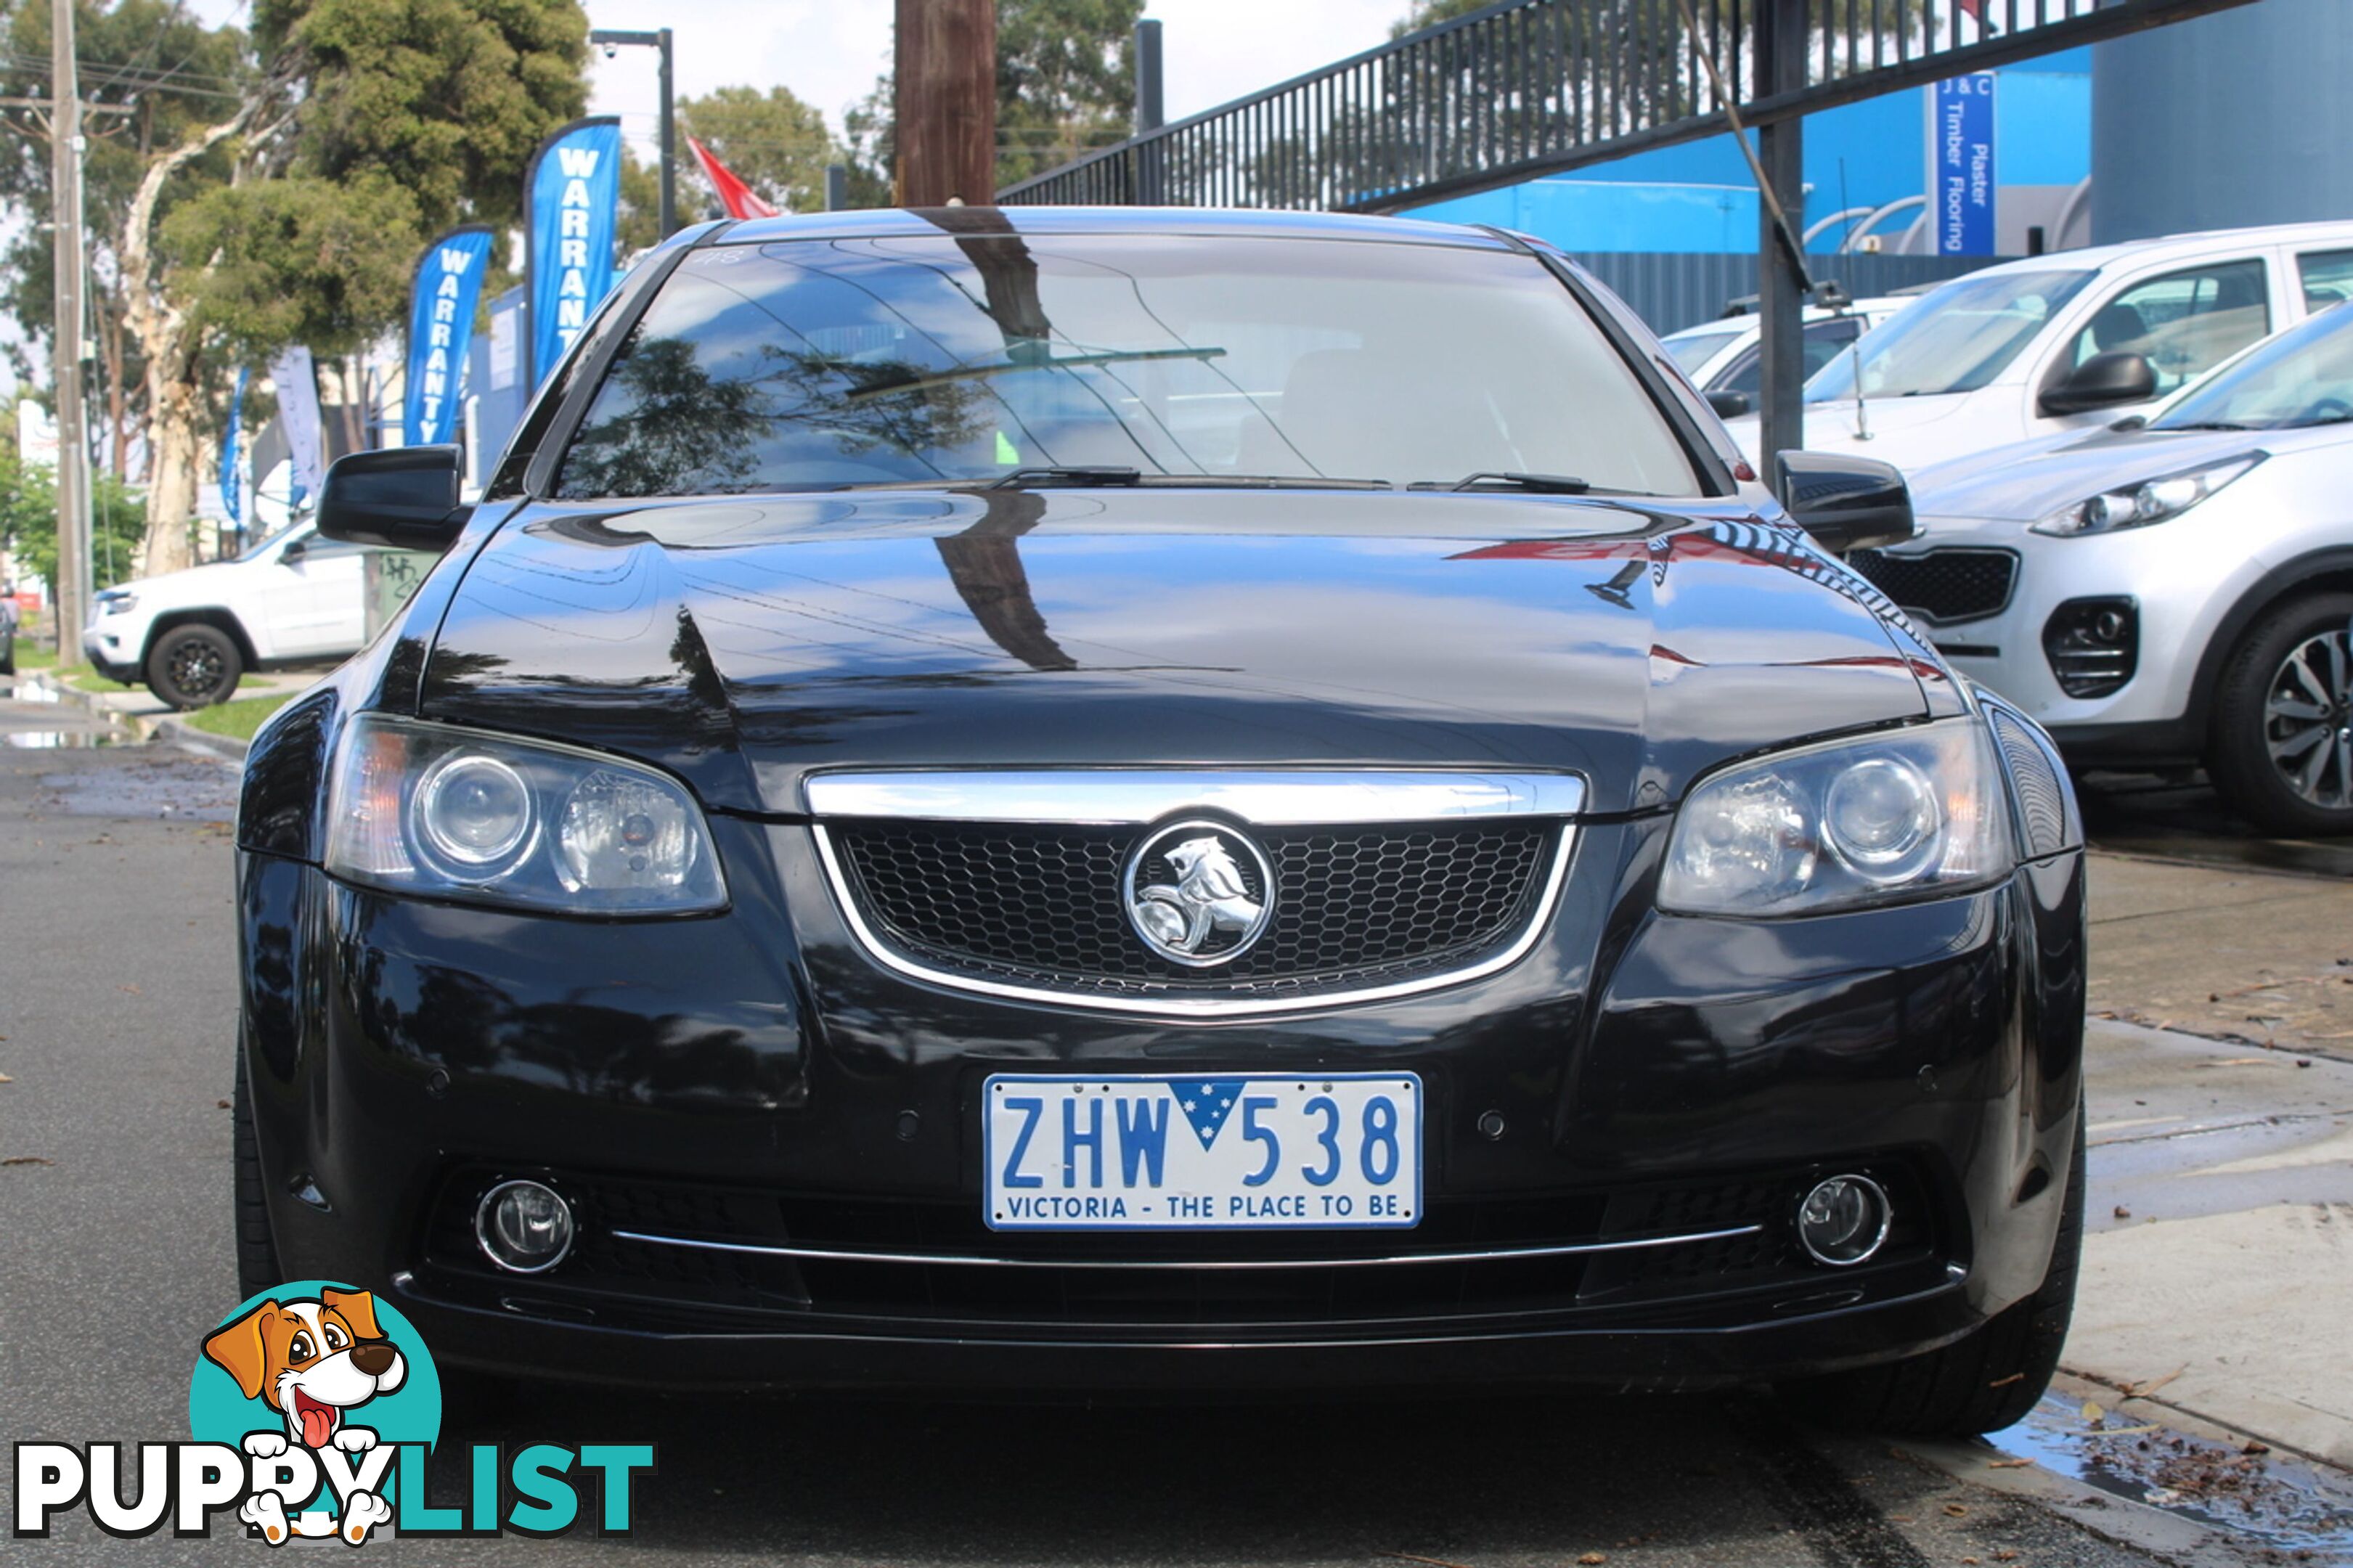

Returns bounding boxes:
[1848,547,2018,624]
[829,820,1555,997]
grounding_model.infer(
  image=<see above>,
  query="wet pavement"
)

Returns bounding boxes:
[4,701,2351,1564]
[2082,771,2353,882]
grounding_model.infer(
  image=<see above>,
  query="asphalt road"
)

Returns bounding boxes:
[0,699,2320,1567]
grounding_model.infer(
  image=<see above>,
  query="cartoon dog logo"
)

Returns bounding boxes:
[202,1287,406,1545]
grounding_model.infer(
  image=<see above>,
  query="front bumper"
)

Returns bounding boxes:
[1867,517,2240,762]
[81,623,139,682]
[237,816,2086,1393]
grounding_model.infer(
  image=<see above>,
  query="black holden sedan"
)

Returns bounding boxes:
[235,207,2086,1437]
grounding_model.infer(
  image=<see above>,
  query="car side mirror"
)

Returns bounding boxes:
[1774,451,1917,555]
[317,445,470,552]
[2039,351,2158,418]
[1705,390,1753,420]
[279,535,308,565]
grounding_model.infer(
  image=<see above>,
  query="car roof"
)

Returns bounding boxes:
[714,205,1519,250]
[1966,219,2353,278]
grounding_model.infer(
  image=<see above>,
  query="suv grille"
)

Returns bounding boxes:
[828,820,1554,1000]
[1848,547,2018,624]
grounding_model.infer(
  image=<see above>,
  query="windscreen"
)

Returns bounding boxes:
[2153,303,2353,431]
[1662,328,1742,376]
[552,232,1700,498]
[1806,269,2093,402]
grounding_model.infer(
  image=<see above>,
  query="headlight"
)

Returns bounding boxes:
[97,592,136,616]
[1660,719,2011,915]
[324,714,726,915]
[2031,454,2259,536]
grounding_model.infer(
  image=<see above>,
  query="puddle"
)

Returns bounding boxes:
[1996,1391,2353,1562]
[4,730,122,748]
[2080,770,2353,881]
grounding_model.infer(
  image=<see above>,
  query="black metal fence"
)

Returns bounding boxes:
[999,0,2251,213]
[1577,249,1994,335]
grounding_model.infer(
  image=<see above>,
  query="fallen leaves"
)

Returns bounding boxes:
[1942,1503,1968,1517]
[2,1155,54,1166]
[1987,1458,2032,1469]
[2120,1366,2185,1400]
[2081,1400,2105,1424]
[1987,1373,2025,1388]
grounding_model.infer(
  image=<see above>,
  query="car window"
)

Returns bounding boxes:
[2059,258,2271,396]
[1806,269,2093,401]
[552,234,1702,499]
[2296,249,2353,313]
[1711,319,1862,397]
[2153,300,2353,431]
[1661,328,1742,376]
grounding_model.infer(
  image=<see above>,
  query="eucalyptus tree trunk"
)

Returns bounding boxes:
[118,101,258,578]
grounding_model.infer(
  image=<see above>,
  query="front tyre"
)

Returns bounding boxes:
[1779,1105,2084,1438]
[232,1052,285,1302]
[145,623,242,709]
[2208,592,2353,837]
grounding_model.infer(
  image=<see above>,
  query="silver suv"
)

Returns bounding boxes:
[1860,303,2353,836]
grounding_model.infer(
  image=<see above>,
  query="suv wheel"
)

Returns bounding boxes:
[2209,592,2353,836]
[145,623,242,709]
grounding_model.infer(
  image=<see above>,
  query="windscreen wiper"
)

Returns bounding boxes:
[1428,472,1594,494]
[987,466,1144,489]
[845,346,1228,402]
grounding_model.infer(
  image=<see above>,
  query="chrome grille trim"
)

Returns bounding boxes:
[803,769,1586,825]
[808,820,1575,1020]
[608,1222,1764,1270]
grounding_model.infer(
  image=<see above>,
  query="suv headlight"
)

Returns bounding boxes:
[2031,454,2259,537]
[97,591,136,616]
[324,715,726,915]
[1660,719,2011,916]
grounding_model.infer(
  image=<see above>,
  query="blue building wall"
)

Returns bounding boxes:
[1406,54,2088,255]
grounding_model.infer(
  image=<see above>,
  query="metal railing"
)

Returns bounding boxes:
[998,0,2254,213]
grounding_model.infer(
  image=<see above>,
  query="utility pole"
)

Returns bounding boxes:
[1754,0,1808,469]
[50,0,88,661]
[589,28,676,237]
[1133,17,1165,205]
[894,0,996,207]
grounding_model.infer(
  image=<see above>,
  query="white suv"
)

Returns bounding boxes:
[1861,302,2353,836]
[84,521,373,708]
[1724,220,2353,475]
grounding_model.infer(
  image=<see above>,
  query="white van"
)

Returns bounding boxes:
[1723,220,2353,473]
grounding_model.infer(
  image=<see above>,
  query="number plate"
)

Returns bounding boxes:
[983,1072,1422,1231]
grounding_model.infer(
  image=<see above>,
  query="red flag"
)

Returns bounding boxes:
[688,136,780,220]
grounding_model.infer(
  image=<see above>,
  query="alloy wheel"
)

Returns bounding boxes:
[169,639,227,701]
[2263,627,2353,809]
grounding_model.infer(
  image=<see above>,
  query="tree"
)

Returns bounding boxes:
[0,1,592,579]
[845,0,1142,201]
[677,84,840,217]
[0,1,250,480]
[0,404,147,593]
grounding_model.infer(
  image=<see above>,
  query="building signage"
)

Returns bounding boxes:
[1930,73,1998,256]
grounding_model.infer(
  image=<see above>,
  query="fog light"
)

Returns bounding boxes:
[476,1180,574,1274]
[1796,1175,1891,1267]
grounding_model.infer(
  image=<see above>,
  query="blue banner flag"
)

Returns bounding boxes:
[220,367,247,527]
[404,225,495,446]
[1930,73,1998,257]
[524,116,622,386]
